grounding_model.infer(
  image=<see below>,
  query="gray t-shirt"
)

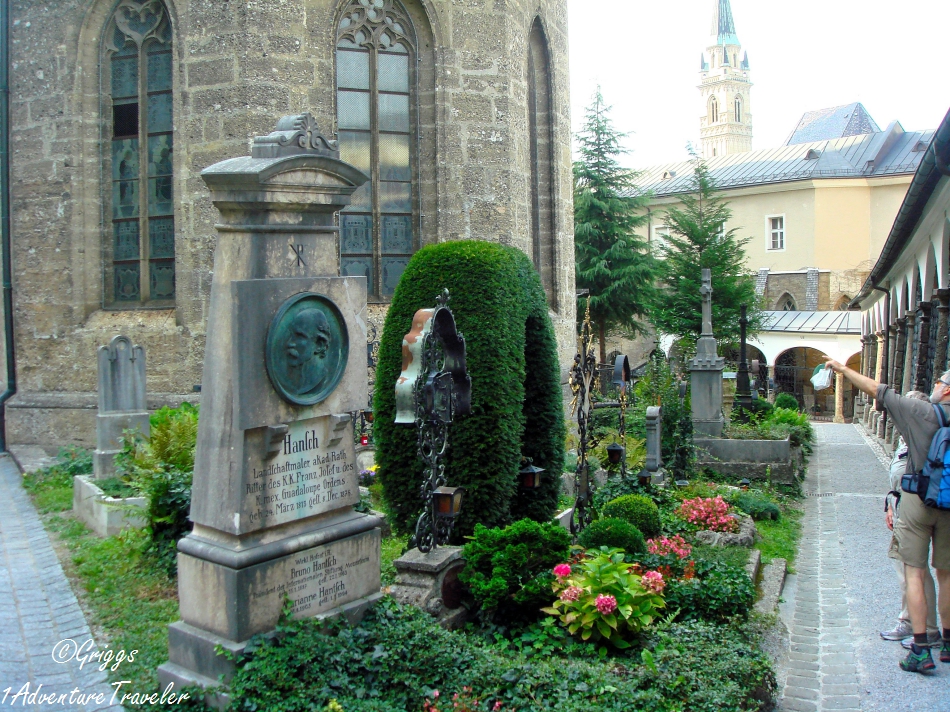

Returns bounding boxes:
[876,384,947,473]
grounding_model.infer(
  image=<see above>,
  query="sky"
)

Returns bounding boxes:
[567,0,950,169]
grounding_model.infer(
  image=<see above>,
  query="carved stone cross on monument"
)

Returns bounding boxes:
[689,268,725,436]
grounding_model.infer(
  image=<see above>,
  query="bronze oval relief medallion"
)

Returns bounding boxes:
[265,293,349,406]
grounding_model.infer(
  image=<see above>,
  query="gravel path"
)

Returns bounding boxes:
[777,423,950,712]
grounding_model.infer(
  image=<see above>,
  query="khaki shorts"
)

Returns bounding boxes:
[890,493,950,570]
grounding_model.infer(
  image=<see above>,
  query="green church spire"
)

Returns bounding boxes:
[710,0,740,46]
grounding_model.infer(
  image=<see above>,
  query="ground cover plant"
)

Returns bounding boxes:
[227,598,776,712]
[374,241,565,539]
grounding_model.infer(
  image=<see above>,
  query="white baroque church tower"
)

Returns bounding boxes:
[698,0,753,157]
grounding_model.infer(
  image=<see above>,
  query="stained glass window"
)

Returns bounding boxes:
[106,1,174,305]
[337,0,416,298]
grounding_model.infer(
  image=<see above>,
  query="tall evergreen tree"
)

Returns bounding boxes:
[650,152,761,347]
[573,90,656,363]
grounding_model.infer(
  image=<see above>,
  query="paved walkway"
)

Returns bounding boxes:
[0,453,120,711]
[778,424,950,712]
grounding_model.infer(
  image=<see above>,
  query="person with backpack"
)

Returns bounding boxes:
[880,391,939,645]
[825,359,950,674]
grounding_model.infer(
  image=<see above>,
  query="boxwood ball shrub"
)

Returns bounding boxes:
[374,242,565,538]
[578,518,646,555]
[601,494,661,537]
[459,519,572,620]
[774,392,799,411]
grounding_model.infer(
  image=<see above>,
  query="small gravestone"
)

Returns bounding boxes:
[690,269,725,436]
[158,114,379,702]
[644,405,666,483]
[94,335,149,478]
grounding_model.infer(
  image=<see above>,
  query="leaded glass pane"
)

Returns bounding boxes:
[114,221,140,261]
[341,257,373,284]
[337,91,370,130]
[341,214,372,253]
[147,93,173,133]
[148,135,173,176]
[150,261,175,299]
[113,139,139,180]
[113,179,139,219]
[111,55,138,98]
[377,53,409,93]
[378,94,410,132]
[115,263,141,301]
[338,130,371,173]
[337,49,369,90]
[381,257,409,295]
[147,51,172,92]
[380,181,411,212]
[148,176,173,216]
[348,182,372,211]
[382,215,412,254]
[379,133,410,181]
[149,217,175,258]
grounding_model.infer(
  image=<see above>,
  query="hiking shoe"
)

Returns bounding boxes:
[940,640,950,664]
[900,630,941,649]
[900,646,936,674]
[881,621,913,640]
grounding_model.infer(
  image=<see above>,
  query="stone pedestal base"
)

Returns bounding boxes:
[72,475,147,537]
[94,411,149,479]
[387,546,468,629]
[162,510,383,705]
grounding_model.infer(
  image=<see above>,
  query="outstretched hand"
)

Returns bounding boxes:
[825,359,845,373]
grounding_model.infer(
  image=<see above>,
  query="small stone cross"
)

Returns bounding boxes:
[700,268,713,337]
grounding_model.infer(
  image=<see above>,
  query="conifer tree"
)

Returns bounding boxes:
[573,90,656,363]
[650,152,761,346]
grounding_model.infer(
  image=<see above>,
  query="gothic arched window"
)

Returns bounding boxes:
[527,18,556,308]
[104,0,175,306]
[777,293,797,311]
[709,96,719,123]
[337,0,417,298]
[734,96,742,123]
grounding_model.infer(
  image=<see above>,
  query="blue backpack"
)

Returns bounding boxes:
[901,404,950,510]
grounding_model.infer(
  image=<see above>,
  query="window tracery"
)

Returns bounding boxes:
[104,0,174,306]
[734,95,741,122]
[709,96,719,123]
[337,0,417,298]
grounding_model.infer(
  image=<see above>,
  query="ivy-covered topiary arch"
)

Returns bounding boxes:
[373,241,565,539]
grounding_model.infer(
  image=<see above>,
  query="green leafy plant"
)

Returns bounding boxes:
[629,354,694,477]
[773,392,799,411]
[591,432,646,474]
[459,519,572,621]
[543,547,665,649]
[115,402,199,573]
[662,558,755,622]
[21,447,93,513]
[601,494,661,538]
[577,518,646,555]
[374,241,565,538]
[731,491,780,521]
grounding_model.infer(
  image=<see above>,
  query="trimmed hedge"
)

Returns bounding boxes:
[578,518,646,554]
[601,494,661,538]
[374,241,565,539]
[774,392,799,411]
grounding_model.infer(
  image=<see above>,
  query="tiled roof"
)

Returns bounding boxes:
[760,310,862,334]
[634,123,933,198]
[784,103,880,146]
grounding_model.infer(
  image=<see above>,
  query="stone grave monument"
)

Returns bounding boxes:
[158,114,382,700]
[93,335,149,478]
[690,269,725,437]
[644,405,666,483]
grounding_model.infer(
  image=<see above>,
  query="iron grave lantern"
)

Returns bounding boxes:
[519,460,545,489]
[433,486,465,519]
[740,478,751,490]
[606,442,624,467]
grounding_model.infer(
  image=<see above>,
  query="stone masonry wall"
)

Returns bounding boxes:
[7,0,575,447]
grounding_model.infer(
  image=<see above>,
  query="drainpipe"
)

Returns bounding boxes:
[873,285,890,434]
[0,0,15,453]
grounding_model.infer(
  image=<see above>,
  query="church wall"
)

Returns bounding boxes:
[5,0,575,448]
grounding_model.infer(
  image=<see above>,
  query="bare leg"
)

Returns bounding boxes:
[937,568,950,631]
[906,566,930,635]
[924,566,938,630]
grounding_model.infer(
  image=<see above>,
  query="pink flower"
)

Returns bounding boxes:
[647,535,692,559]
[553,564,571,579]
[559,585,582,602]
[641,570,666,594]
[595,594,617,615]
